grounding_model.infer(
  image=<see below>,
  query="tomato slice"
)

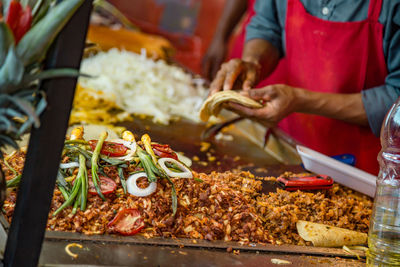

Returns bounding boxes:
[88,174,117,195]
[107,208,145,236]
[152,143,178,160]
[89,140,128,157]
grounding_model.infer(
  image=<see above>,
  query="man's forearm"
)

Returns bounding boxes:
[214,0,248,42]
[294,88,369,126]
[242,38,280,79]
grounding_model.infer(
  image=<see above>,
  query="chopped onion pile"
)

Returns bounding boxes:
[158,158,193,179]
[111,139,137,161]
[79,49,208,124]
[127,172,157,197]
[60,162,80,169]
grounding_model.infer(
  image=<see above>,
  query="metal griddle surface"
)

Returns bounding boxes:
[120,117,283,174]
[0,117,361,264]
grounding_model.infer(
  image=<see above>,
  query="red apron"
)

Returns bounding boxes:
[229,0,287,87]
[278,0,387,174]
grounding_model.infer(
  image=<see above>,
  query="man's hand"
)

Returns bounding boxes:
[227,84,298,127]
[202,38,227,80]
[228,84,369,127]
[209,59,261,95]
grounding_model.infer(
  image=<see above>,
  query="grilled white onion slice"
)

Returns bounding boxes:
[110,139,137,161]
[126,172,157,197]
[158,158,193,178]
[59,162,80,169]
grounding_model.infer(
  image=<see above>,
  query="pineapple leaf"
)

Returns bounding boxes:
[35,93,47,116]
[21,0,38,9]
[0,135,19,150]
[16,0,84,66]
[0,46,24,93]
[2,108,24,119]
[22,68,87,86]
[32,0,54,26]
[0,116,14,133]
[18,119,32,136]
[0,22,15,66]
[1,0,11,16]
[5,96,40,128]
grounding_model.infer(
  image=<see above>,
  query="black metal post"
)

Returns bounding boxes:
[3,1,93,266]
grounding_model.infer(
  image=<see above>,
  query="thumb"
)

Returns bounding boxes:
[243,70,257,91]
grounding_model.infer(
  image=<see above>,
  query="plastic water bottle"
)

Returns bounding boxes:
[367,99,400,266]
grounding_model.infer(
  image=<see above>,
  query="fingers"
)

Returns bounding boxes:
[223,60,243,91]
[209,68,227,95]
[243,69,257,91]
[210,59,242,95]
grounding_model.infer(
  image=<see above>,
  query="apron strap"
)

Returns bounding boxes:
[368,0,383,21]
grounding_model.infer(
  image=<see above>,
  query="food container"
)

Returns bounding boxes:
[297,145,377,197]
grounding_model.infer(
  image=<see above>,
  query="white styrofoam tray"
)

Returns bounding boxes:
[297,145,377,197]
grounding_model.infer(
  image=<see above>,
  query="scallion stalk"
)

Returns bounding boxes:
[72,194,81,215]
[141,134,158,165]
[118,167,127,194]
[136,147,157,183]
[53,177,82,216]
[65,139,89,145]
[91,132,108,201]
[6,174,21,188]
[58,185,70,201]
[79,153,88,211]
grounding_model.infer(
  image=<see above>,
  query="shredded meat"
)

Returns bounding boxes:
[1,152,373,245]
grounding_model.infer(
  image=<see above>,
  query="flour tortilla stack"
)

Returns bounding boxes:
[296,220,368,247]
[199,91,263,122]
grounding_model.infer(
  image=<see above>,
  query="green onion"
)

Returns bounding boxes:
[4,158,18,176]
[56,170,69,189]
[64,145,92,162]
[141,134,158,165]
[6,174,21,188]
[137,147,157,183]
[164,175,177,216]
[118,167,127,194]
[194,177,204,183]
[58,185,70,201]
[79,153,88,211]
[65,139,89,145]
[53,176,82,216]
[91,132,107,201]
[165,162,184,173]
[72,194,81,215]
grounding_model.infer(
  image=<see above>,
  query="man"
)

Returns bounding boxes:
[202,0,255,80]
[210,0,400,174]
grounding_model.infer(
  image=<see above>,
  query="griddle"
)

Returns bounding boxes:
[0,117,365,264]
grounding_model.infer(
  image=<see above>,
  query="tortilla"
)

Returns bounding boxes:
[199,91,263,122]
[296,220,368,247]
